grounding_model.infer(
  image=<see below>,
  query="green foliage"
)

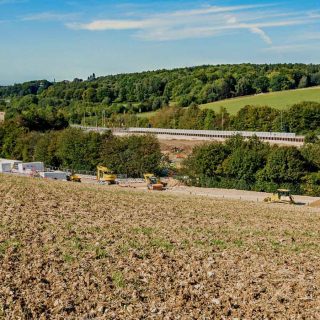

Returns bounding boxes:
[183,142,229,177]
[149,101,320,134]
[17,108,68,131]
[0,121,28,159]
[269,73,295,91]
[258,146,306,184]
[301,141,320,170]
[55,128,105,171]
[223,136,267,184]
[301,173,320,196]
[284,102,320,134]
[184,136,316,195]
[232,105,279,131]
[0,122,161,176]
[1,64,320,125]
[33,132,60,167]
[222,146,266,184]
[304,132,319,144]
[100,134,162,177]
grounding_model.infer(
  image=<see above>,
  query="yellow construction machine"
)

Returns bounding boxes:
[67,172,81,183]
[144,173,167,191]
[264,189,296,204]
[97,166,117,185]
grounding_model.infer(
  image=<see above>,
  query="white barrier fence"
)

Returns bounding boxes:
[71,125,305,143]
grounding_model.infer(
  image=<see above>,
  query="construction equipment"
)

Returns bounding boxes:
[67,172,81,183]
[97,166,117,185]
[264,189,296,204]
[144,173,167,191]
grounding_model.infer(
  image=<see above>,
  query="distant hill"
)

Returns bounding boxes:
[1,63,320,122]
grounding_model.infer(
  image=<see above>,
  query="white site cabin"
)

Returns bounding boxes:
[18,162,45,173]
[0,159,22,173]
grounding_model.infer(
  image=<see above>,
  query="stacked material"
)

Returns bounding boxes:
[39,171,67,180]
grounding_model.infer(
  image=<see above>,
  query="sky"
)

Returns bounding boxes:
[0,0,319,84]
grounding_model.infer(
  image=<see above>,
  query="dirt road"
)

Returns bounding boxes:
[91,179,320,207]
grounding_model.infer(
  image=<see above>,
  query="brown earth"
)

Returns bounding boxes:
[159,139,205,155]
[159,139,206,167]
[1,175,320,319]
[310,200,320,208]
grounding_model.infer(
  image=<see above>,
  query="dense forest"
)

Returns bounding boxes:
[183,135,320,196]
[0,121,162,177]
[3,100,320,135]
[1,63,320,124]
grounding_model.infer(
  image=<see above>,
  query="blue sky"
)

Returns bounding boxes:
[0,0,319,84]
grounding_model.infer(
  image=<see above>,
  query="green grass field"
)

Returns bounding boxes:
[137,110,159,118]
[199,86,320,115]
[138,86,320,118]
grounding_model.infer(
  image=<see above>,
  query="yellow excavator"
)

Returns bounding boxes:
[67,172,81,183]
[97,166,117,185]
[264,189,296,204]
[144,173,167,191]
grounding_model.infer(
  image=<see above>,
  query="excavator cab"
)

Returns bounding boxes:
[97,166,117,185]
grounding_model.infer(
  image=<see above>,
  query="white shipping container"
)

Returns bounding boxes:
[0,159,22,164]
[18,162,44,173]
[40,171,67,180]
[0,162,12,173]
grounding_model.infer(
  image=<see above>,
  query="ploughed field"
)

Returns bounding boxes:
[1,175,320,319]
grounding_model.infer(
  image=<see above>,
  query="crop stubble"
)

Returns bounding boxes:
[0,175,320,319]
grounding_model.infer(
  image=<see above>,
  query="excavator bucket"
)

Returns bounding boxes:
[150,183,164,191]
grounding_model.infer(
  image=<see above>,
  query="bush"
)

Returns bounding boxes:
[301,173,320,196]
[100,134,162,177]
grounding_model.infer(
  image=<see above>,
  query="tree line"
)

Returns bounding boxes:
[1,117,320,195]
[149,101,320,134]
[1,63,320,119]
[183,135,320,196]
[0,121,161,177]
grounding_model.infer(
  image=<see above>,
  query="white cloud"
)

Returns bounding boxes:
[249,27,272,45]
[67,19,151,31]
[226,15,272,44]
[64,3,320,45]
[170,4,272,17]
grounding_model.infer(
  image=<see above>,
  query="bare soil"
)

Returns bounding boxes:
[310,200,320,207]
[1,175,320,319]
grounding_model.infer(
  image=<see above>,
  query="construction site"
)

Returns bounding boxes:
[1,156,319,207]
